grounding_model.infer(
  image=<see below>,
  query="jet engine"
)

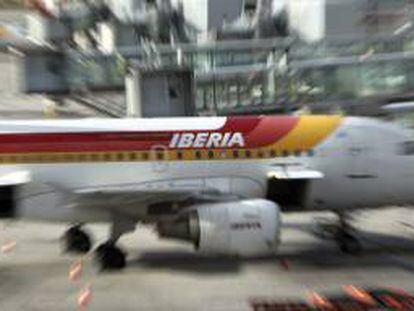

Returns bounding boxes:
[157,199,281,257]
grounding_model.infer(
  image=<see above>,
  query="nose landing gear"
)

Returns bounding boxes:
[313,212,362,255]
[335,213,362,254]
[336,230,362,254]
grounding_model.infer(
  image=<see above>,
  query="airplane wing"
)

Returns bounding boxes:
[71,178,244,218]
[72,165,322,216]
[0,170,31,186]
[74,188,227,207]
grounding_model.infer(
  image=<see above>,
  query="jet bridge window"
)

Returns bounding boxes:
[399,141,414,155]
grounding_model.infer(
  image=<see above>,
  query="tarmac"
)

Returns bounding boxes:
[2,209,414,311]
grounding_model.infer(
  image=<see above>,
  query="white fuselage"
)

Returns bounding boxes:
[1,116,413,223]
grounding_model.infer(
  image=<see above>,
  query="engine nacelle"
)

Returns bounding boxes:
[157,199,281,257]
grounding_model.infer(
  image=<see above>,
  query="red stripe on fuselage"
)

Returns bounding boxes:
[243,116,299,148]
[0,117,299,153]
[0,132,171,153]
[220,116,262,133]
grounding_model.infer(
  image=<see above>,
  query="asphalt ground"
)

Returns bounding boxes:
[2,208,414,310]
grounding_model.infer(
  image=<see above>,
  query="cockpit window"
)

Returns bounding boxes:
[399,141,414,155]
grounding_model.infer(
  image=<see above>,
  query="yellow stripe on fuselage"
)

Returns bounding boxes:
[271,116,343,151]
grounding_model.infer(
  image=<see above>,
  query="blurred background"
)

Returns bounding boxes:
[0,0,414,123]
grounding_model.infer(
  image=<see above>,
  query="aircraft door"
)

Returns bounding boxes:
[347,127,378,179]
[344,127,383,206]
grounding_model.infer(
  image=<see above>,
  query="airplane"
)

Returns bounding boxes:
[0,115,413,270]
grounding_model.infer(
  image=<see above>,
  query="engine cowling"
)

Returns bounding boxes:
[157,199,281,257]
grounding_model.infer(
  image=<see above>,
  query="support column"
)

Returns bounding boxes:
[266,51,276,104]
[125,68,144,118]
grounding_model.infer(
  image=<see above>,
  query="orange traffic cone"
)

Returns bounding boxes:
[69,259,83,282]
[77,285,93,311]
[343,285,377,306]
[308,291,335,309]
[1,240,17,254]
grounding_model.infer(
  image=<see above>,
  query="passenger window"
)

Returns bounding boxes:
[233,150,239,158]
[195,151,202,159]
[399,141,414,155]
[208,151,214,159]
[245,150,251,158]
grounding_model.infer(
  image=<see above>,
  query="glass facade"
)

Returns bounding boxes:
[55,34,414,115]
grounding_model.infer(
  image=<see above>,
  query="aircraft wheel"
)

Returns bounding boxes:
[94,243,126,271]
[61,226,92,254]
[337,232,362,255]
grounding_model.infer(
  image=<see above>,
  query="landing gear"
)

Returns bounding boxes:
[334,213,362,255]
[94,242,126,270]
[314,212,362,255]
[61,225,92,254]
[336,231,362,254]
[94,215,136,271]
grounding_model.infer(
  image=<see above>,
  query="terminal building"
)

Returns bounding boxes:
[7,0,414,118]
